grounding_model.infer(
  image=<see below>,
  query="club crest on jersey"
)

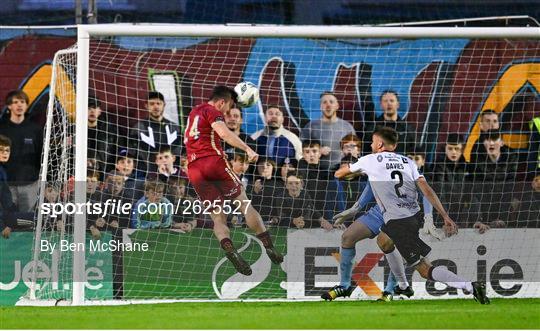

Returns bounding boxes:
[377,155,383,162]
[402,157,409,163]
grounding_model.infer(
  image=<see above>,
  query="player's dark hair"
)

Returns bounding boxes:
[446,133,464,145]
[319,91,337,99]
[480,130,502,142]
[373,126,399,146]
[5,89,29,105]
[302,140,321,149]
[380,90,399,102]
[210,85,238,104]
[0,135,12,147]
[480,109,498,119]
[148,91,165,102]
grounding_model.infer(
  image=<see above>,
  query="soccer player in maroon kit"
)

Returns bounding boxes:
[184,86,283,275]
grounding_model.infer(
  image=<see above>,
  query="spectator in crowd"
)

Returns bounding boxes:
[151,146,185,182]
[115,149,143,194]
[471,131,518,182]
[0,135,16,239]
[90,170,141,239]
[130,180,172,229]
[301,92,355,169]
[251,157,283,225]
[0,90,43,212]
[363,90,415,155]
[470,110,500,164]
[431,133,469,182]
[41,183,63,232]
[273,172,333,229]
[297,140,332,208]
[251,105,302,165]
[407,150,430,176]
[87,97,122,172]
[230,152,251,188]
[278,157,298,183]
[223,107,257,159]
[129,91,182,174]
[340,133,362,159]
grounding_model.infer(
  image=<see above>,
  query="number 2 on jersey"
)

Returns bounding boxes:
[390,170,406,198]
[184,115,200,142]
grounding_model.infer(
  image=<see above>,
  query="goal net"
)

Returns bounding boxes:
[28,25,540,304]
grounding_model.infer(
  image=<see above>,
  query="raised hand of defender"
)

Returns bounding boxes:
[422,214,444,240]
[246,148,259,163]
[442,216,458,237]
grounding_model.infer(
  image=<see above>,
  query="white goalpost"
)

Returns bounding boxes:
[26,24,540,306]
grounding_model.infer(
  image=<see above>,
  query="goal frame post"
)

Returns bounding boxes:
[68,24,540,305]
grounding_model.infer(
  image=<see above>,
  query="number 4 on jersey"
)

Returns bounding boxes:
[184,115,200,143]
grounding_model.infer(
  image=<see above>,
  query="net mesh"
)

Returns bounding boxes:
[31,33,540,302]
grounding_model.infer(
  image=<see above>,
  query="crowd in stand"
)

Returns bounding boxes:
[0,89,539,239]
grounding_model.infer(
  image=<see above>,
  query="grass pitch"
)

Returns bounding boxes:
[1,298,539,329]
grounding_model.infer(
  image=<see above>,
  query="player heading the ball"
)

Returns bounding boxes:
[184,85,283,275]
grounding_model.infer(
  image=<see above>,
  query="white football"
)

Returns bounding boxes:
[234,81,259,108]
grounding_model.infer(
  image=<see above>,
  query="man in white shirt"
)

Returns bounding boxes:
[335,126,490,304]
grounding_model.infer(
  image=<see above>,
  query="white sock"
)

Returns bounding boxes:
[385,249,409,290]
[431,266,473,293]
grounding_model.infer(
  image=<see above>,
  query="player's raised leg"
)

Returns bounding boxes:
[233,190,283,264]
[210,207,253,276]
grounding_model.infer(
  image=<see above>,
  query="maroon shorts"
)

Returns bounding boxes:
[188,155,243,202]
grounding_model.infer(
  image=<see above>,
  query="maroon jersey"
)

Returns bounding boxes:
[184,103,225,163]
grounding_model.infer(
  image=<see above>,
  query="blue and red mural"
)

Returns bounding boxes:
[1,32,538,162]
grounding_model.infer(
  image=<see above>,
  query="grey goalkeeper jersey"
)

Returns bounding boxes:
[350,152,423,222]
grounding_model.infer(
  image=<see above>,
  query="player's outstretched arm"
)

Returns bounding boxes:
[416,177,457,235]
[211,121,258,162]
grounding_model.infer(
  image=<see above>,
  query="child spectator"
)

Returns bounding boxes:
[340,134,362,159]
[432,134,469,182]
[471,131,518,182]
[115,149,144,200]
[250,157,283,224]
[130,180,172,229]
[470,110,500,163]
[230,152,250,188]
[273,172,333,230]
[0,135,17,238]
[152,146,185,182]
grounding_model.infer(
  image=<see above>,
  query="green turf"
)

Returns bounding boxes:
[1,299,539,329]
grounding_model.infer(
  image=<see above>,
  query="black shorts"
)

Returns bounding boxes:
[381,212,431,266]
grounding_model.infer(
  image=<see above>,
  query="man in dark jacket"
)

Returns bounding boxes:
[431,133,470,183]
[0,135,16,238]
[363,90,416,155]
[129,91,182,174]
[0,90,42,212]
